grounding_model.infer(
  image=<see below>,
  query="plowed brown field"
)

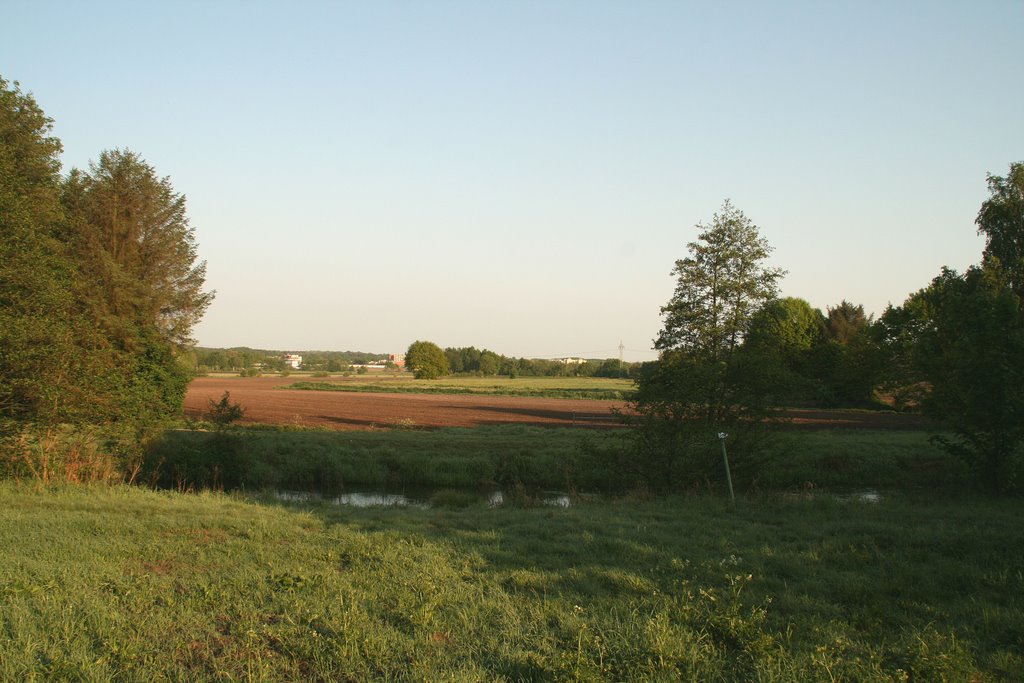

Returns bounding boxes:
[184,377,929,431]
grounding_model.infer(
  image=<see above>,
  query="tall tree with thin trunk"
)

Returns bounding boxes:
[656,200,785,360]
[632,201,785,488]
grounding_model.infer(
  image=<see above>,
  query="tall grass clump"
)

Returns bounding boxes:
[141,425,593,493]
[0,424,120,484]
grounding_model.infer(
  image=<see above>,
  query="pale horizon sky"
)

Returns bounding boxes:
[4,1,1022,361]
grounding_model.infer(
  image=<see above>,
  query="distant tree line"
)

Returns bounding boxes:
[192,347,388,373]
[404,341,639,381]
[444,346,638,379]
[1,76,212,475]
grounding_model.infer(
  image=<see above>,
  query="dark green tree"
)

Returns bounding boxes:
[825,300,870,344]
[206,391,245,430]
[595,358,625,378]
[1,76,217,480]
[406,341,449,379]
[633,201,785,488]
[816,301,880,406]
[977,162,1024,295]
[60,150,213,433]
[881,267,1023,493]
[0,77,114,431]
[478,350,500,376]
[876,164,1024,493]
[745,297,823,359]
[62,149,213,348]
[747,298,880,407]
[742,297,824,405]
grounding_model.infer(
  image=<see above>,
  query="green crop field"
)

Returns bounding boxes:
[285,374,637,401]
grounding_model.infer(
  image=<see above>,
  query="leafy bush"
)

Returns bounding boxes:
[206,391,245,430]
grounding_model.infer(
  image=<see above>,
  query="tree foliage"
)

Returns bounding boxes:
[745,297,823,358]
[1,75,212,472]
[633,201,785,489]
[825,300,871,344]
[741,297,881,408]
[406,341,449,380]
[54,150,213,438]
[877,163,1024,493]
[656,200,785,358]
[880,267,1023,493]
[206,391,246,430]
[0,77,108,430]
[977,162,1024,295]
[444,346,502,376]
[62,149,213,348]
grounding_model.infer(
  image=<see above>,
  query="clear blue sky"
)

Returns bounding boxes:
[4,1,1022,361]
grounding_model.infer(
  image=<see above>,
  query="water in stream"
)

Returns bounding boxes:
[275,488,574,509]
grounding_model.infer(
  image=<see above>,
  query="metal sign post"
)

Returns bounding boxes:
[718,432,735,508]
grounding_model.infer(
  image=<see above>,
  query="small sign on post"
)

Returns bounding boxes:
[718,432,736,508]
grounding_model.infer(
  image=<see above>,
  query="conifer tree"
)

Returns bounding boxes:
[62,149,213,349]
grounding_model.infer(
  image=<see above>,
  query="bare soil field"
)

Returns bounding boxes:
[184,377,624,429]
[185,377,930,431]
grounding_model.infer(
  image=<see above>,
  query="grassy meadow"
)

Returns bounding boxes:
[4,421,1022,680]
[1,483,1021,681]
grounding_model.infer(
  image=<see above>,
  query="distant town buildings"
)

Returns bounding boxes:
[388,353,406,367]
[556,357,588,365]
[282,353,302,369]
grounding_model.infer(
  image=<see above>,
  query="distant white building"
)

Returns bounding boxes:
[388,353,406,367]
[556,357,588,365]
[283,354,302,369]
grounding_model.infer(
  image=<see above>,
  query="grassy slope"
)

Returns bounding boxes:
[1,484,1021,681]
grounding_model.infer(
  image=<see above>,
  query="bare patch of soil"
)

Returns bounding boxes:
[184,377,626,430]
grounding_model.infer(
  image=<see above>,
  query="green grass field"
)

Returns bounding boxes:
[4,422,1021,680]
[284,374,637,400]
[1,483,1020,681]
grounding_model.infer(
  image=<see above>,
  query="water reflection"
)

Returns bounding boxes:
[836,489,882,504]
[277,490,427,508]
[276,488,575,509]
[487,491,571,508]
